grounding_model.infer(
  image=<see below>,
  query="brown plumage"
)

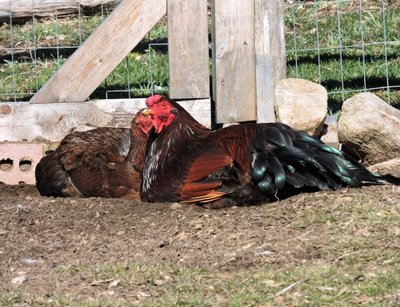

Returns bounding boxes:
[141,95,398,208]
[35,109,153,199]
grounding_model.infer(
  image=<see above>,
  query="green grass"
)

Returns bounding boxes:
[96,50,169,99]
[3,261,400,306]
[0,15,168,101]
[0,57,65,100]
[0,15,104,48]
[285,1,400,113]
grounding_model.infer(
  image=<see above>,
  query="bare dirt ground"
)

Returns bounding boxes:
[1,182,400,305]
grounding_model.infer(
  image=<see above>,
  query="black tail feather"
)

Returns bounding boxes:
[376,174,400,186]
[250,124,398,197]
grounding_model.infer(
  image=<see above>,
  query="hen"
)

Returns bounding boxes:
[35,109,154,199]
[141,95,398,208]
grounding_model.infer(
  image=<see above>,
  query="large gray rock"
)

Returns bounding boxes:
[275,78,327,136]
[338,92,400,165]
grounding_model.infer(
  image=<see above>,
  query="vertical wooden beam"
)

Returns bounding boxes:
[168,0,210,99]
[212,0,256,123]
[255,0,286,123]
[30,0,166,104]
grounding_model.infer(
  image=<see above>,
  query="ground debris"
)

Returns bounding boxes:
[0,183,399,303]
[11,274,27,285]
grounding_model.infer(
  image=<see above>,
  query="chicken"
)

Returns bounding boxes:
[141,95,398,208]
[35,109,154,199]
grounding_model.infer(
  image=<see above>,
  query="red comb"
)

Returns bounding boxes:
[145,94,163,107]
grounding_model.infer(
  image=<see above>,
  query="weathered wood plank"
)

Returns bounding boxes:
[168,0,209,99]
[30,0,166,104]
[256,54,275,123]
[0,0,120,21]
[255,0,286,123]
[0,98,211,142]
[212,0,256,123]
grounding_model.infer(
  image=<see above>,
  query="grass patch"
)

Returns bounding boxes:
[0,15,168,101]
[0,15,104,49]
[4,261,400,306]
[285,2,400,113]
[94,50,169,99]
[0,57,65,100]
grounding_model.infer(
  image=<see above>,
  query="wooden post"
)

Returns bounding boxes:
[168,0,209,99]
[30,0,166,104]
[255,0,286,123]
[212,0,256,124]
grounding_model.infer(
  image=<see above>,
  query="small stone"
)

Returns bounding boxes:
[153,279,163,286]
[136,291,151,299]
[255,250,273,256]
[11,275,27,285]
[19,257,38,266]
[108,279,120,288]
[170,203,182,210]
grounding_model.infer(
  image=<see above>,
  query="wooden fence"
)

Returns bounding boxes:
[0,0,286,143]
[0,0,120,20]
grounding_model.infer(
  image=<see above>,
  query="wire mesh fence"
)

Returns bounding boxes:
[0,0,399,113]
[0,1,168,102]
[285,0,400,113]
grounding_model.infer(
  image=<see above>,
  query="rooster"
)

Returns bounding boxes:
[141,95,398,208]
[35,109,154,199]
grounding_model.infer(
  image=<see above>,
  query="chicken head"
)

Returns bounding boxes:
[144,95,178,133]
[133,108,154,136]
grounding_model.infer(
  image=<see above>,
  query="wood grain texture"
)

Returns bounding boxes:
[0,98,211,142]
[30,0,166,104]
[212,0,256,123]
[168,0,210,99]
[0,0,120,21]
[256,54,275,123]
[255,0,286,123]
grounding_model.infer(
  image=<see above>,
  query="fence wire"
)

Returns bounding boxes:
[0,0,399,112]
[0,2,168,102]
[285,0,400,112]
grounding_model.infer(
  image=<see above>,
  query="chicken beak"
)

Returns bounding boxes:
[142,108,154,117]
